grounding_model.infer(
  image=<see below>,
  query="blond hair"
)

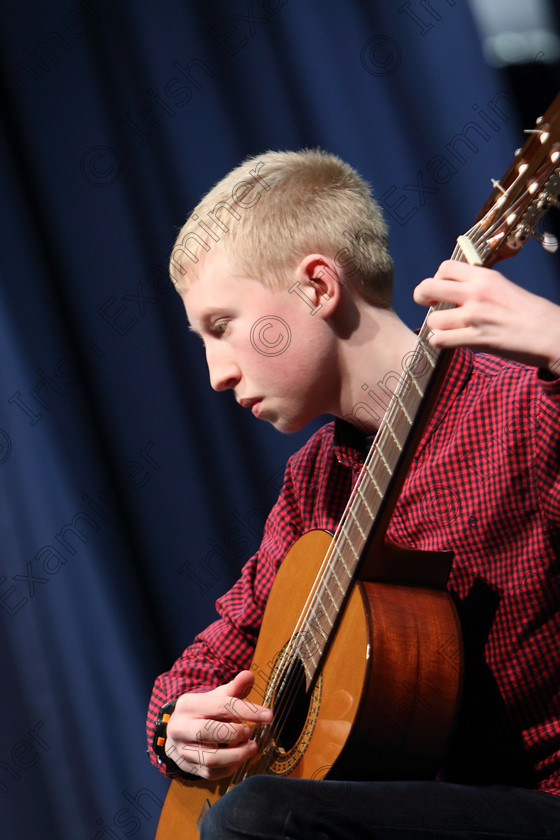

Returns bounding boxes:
[170,149,394,307]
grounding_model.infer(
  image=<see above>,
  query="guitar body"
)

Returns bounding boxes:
[155,530,463,839]
[155,95,560,839]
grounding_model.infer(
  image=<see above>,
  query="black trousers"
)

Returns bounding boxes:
[200,776,560,839]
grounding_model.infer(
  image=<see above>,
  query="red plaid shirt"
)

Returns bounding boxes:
[148,348,560,795]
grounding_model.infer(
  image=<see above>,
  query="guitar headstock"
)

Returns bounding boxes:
[463,92,560,268]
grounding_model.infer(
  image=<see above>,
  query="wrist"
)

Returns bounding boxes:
[152,699,180,775]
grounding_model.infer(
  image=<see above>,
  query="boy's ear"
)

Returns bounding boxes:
[293,254,344,316]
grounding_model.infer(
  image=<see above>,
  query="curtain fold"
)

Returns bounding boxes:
[1,2,558,837]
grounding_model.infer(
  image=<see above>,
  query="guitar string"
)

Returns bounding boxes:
[238,227,503,781]
[183,150,554,791]
[231,239,472,784]
[232,201,527,783]
[233,244,480,783]
[241,153,560,778]
[230,318,450,781]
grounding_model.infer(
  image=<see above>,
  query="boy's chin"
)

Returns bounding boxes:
[268,413,313,435]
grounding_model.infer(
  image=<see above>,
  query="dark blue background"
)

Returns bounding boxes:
[1,2,559,837]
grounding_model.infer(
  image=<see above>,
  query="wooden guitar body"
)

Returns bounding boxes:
[155,93,560,839]
[155,530,462,839]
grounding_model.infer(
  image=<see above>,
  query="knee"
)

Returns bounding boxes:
[200,776,286,840]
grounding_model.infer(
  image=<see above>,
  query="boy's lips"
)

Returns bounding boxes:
[238,397,263,414]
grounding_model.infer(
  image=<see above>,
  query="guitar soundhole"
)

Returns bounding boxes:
[273,657,310,752]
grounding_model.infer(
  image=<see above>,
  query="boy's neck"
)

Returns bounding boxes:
[334,303,419,434]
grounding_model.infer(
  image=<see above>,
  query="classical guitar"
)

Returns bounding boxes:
[155,92,560,839]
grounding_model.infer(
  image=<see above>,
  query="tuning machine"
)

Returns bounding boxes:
[533,230,559,253]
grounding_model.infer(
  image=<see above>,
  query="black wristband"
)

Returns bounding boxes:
[152,699,179,774]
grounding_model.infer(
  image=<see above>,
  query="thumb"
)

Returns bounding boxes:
[223,670,255,700]
[221,670,273,724]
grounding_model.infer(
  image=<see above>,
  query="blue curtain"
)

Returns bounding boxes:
[1,1,559,837]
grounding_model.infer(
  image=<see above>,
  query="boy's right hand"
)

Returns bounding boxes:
[164,670,273,780]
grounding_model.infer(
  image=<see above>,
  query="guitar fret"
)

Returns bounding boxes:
[297,635,317,663]
[406,367,425,397]
[302,653,319,679]
[418,336,437,368]
[339,523,360,560]
[332,545,353,580]
[327,568,345,599]
[385,416,403,451]
[303,601,334,662]
[393,392,413,425]
[373,440,393,475]
[322,581,340,610]
[350,508,367,541]
[365,461,385,498]
[312,612,330,639]
[356,484,374,520]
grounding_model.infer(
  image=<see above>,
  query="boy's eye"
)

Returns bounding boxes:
[212,320,229,336]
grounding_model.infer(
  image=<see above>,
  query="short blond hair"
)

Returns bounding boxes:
[170,149,394,307]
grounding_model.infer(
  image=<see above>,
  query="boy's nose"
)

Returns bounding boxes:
[208,359,241,392]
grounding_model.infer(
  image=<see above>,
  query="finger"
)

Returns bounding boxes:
[222,692,273,725]
[224,669,255,699]
[198,718,254,747]
[174,693,243,722]
[415,261,501,306]
[219,671,273,723]
[426,307,474,332]
[176,690,271,725]
[427,326,487,349]
[414,277,467,308]
[168,714,253,748]
[166,733,235,767]
[434,260,494,282]
[426,302,488,342]
[172,738,259,780]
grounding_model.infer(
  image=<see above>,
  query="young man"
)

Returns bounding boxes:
[147,150,560,838]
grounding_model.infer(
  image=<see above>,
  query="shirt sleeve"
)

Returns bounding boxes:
[533,372,560,525]
[146,454,305,775]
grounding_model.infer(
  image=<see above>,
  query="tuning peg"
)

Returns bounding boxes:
[491,178,507,194]
[524,125,551,144]
[534,231,558,253]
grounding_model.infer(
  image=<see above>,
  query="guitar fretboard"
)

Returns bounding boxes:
[236,95,560,787]
[289,238,481,685]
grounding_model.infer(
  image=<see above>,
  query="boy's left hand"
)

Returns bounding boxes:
[414,260,560,374]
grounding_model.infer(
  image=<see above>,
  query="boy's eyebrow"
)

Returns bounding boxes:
[187,308,232,335]
[187,315,218,339]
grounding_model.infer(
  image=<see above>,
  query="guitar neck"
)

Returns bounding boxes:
[280,92,560,688]
[295,298,455,683]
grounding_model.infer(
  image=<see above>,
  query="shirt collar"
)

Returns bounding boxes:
[332,347,473,467]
